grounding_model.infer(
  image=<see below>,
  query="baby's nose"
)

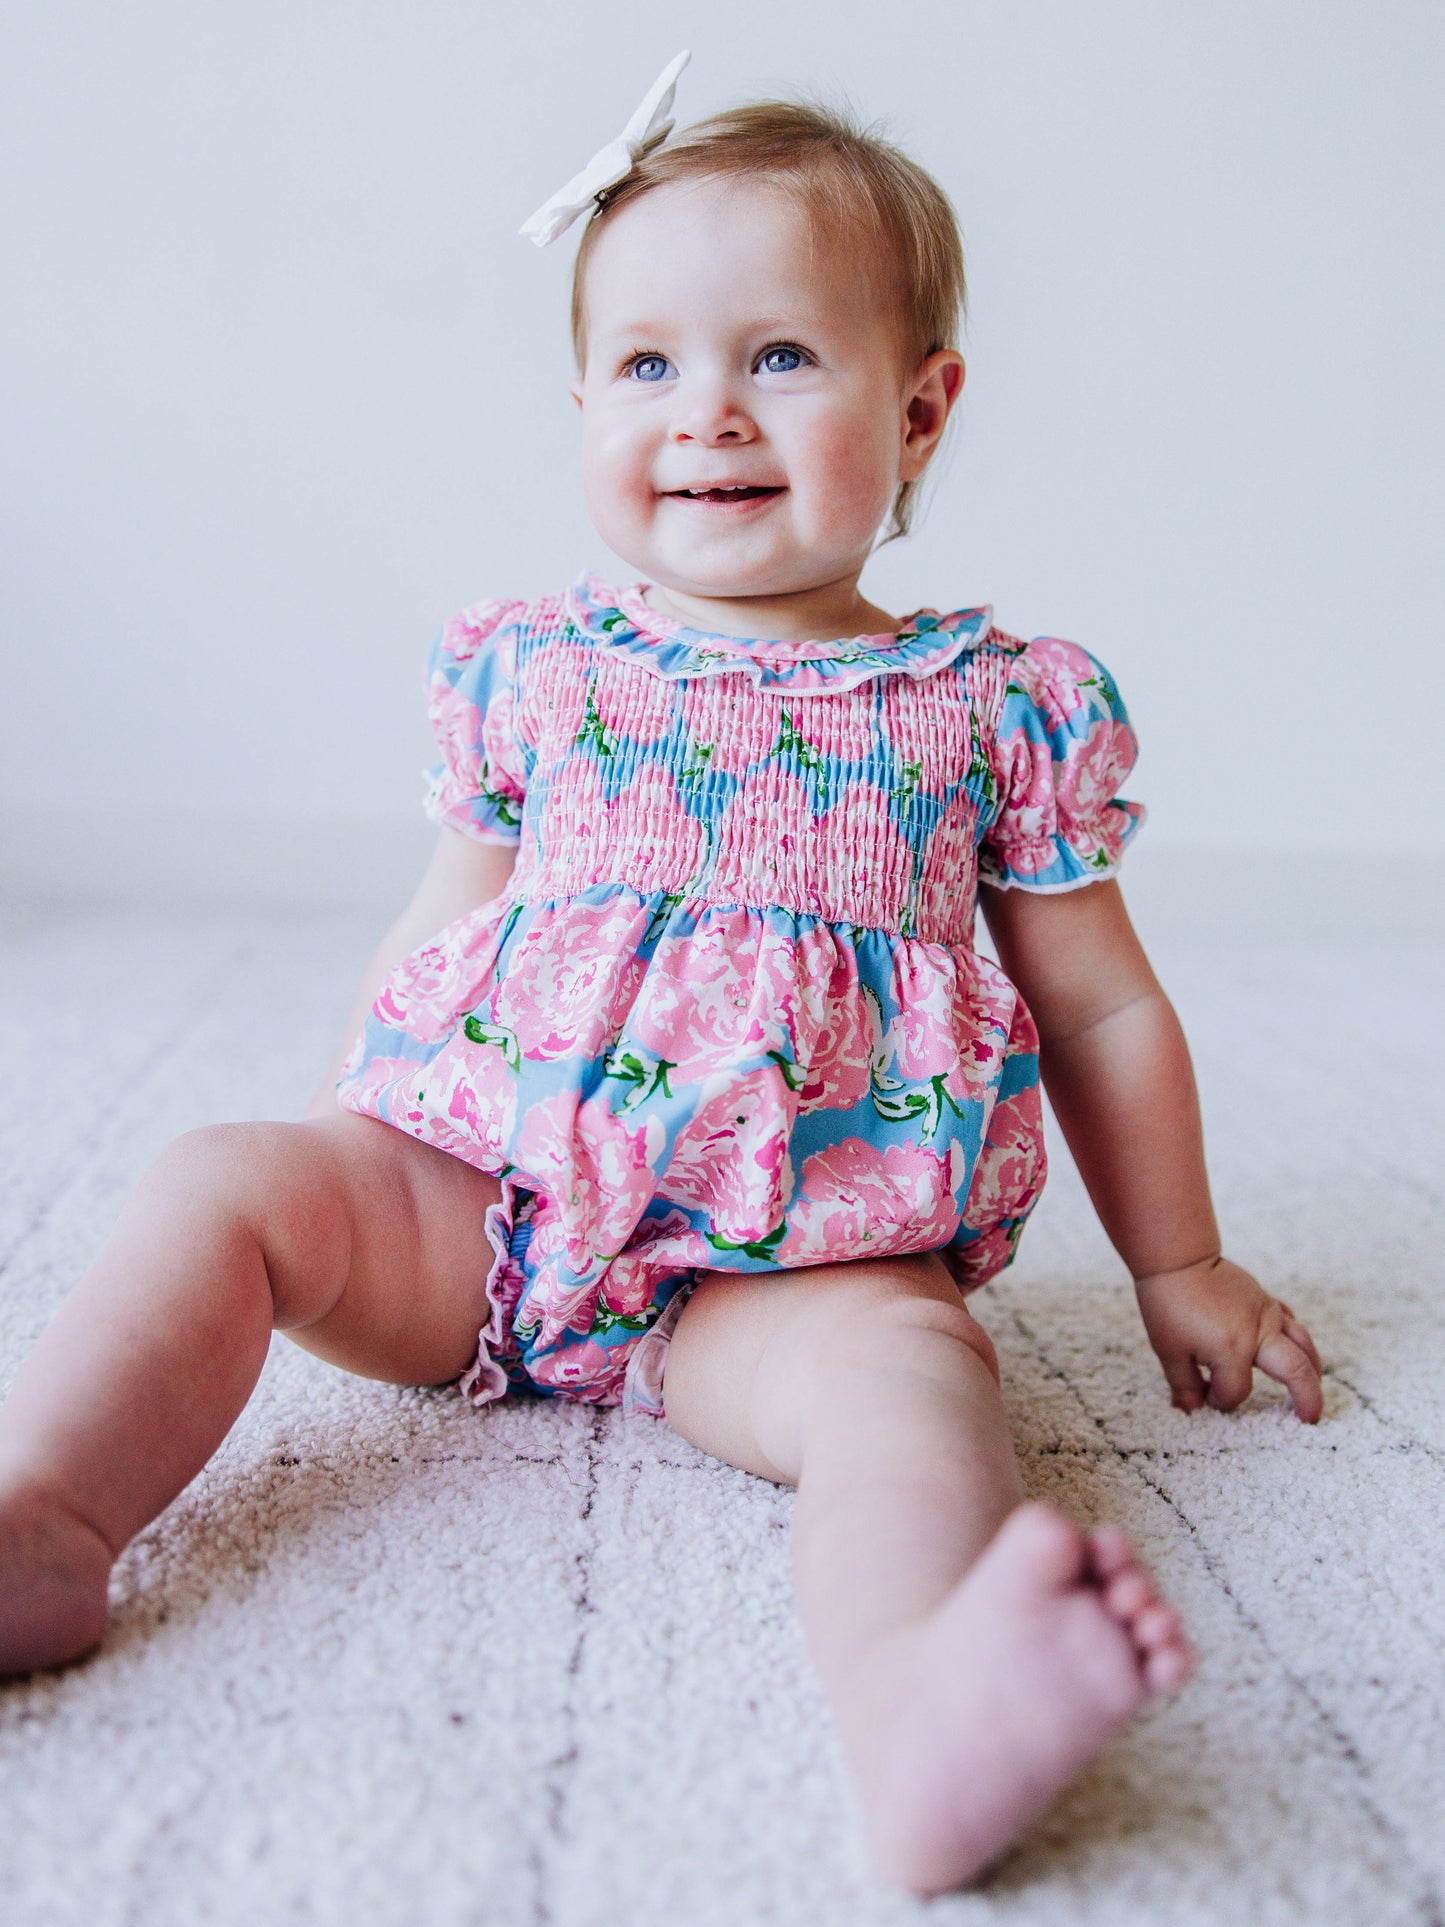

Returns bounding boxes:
[669,378,757,444]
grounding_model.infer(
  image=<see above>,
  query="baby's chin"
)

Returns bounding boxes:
[599,539,864,606]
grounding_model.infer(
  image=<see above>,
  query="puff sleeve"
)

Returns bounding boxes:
[422,599,529,844]
[978,636,1144,891]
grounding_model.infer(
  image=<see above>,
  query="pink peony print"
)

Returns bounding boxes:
[1020,638,1099,726]
[679,679,772,779]
[337,1052,422,1120]
[344,1033,516,1172]
[509,1206,616,1345]
[792,924,875,1112]
[878,677,972,794]
[911,789,979,942]
[438,599,521,665]
[541,755,609,858]
[427,679,488,800]
[372,906,511,1044]
[517,639,594,753]
[988,730,1059,876]
[480,684,520,782]
[526,1337,628,1405]
[883,945,1013,1102]
[422,1035,519,1170]
[511,1090,663,1274]
[714,772,916,927]
[595,1252,668,1321]
[546,760,706,896]
[657,1067,795,1247]
[946,1222,1017,1289]
[628,910,799,1083]
[617,1205,712,1273]
[592,662,678,744]
[961,1088,1046,1230]
[493,898,648,1060]
[822,783,914,930]
[604,764,707,892]
[788,689,880,765]
[338,1029,369,1081]
[886,946,961,1081]
[1053,717,1137,846]
[711,769,818,910]
[778,1137,964,1266]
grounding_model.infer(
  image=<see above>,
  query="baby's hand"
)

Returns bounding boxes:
[1134,1257,1324,1423]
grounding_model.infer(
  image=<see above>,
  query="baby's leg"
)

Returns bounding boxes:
[662,1257,1191,1894]
[0,1113,500,1675]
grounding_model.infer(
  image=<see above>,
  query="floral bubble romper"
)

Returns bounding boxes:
[337,576,1143,1420]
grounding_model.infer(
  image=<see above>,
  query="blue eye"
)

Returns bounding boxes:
[759,345,806,374]
[629,354,674,382]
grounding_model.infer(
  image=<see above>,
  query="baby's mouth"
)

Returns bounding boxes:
[666,484,784,505]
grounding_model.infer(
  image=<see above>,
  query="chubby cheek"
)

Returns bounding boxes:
[580,413,658,548]
[792,409,899,544]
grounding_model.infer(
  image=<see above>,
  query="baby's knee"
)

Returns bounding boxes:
[148,1120,307,1210]
[801,1265,1001,1390]
[855,1294,1001,1387]
[875,1292,1002,1386]
[143,1123,355,1311]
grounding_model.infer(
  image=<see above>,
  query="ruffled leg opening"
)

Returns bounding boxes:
[457,1178,532,1409]
[620,1273,704,1423]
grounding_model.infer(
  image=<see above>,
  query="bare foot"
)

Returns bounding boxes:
[844,1502,1192,1895]
[0,1478,114,1677]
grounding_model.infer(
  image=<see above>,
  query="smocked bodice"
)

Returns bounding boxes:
[422,576,1142,948]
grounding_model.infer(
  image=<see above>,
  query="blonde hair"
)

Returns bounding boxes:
[570,100,966,542]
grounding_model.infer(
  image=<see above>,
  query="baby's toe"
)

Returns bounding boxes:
[1085,1524,1137,1583]
[1103,1566,1154,1622]
[1132,1603,1181,1652]
[1143,1638,1193,1696]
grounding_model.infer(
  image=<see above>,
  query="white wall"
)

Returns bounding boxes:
[2,1,1442,921]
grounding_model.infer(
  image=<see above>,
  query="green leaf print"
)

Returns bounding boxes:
[869,1070,967,1138]
[705,1219,788,1262]
[574,683,616,758]
[591,1303,655,1337]
[772,708,826,789]
[642,893,685,947]
[869,1087,932,1124]
[603,1048,677,1106]
[888,757,923,812]
[766,1050,807,1094]
[481,784,522,829]
[463,1016,521,1069]
[967,705,997,811]
[678,740,715,792]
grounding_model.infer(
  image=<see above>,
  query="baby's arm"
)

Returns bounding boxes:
[979,879,1323,1423]
[306,828,517,1117]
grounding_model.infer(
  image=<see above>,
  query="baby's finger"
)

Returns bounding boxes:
[1203,1348,1255,1412]
[1283,1317,1322,1376]
[1159,1351,1208,1413]
[1256,1329,1324,1424]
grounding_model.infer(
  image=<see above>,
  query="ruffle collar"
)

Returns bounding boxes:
[565,574,994,694]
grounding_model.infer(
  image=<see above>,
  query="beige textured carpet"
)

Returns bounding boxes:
[1,904,1441,1926]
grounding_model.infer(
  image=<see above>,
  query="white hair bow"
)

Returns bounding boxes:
[519,50,691,248]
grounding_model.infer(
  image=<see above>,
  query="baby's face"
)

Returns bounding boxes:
[572,178,922,603]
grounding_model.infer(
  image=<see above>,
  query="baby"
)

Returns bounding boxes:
[0,61,1323,1896]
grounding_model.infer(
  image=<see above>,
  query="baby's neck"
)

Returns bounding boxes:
[643,576,899,644]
